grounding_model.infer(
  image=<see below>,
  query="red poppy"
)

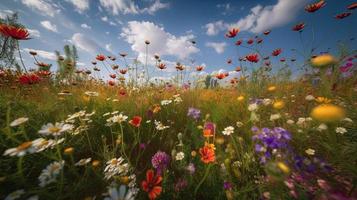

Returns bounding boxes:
[235,66,241,72]
[263,30,271,35]
[119,69,127,74]
[245,54,259,63]
[112,65,119,70]
[216,73,226,80]
[118,89,126,96]
[272,48,282,56]
[227,59,232,64]
[224,72,229,77]
[235,39,242,46]
[335,12,352,20]
[141,169,162,200]
[96,54,106,61]
[109,74,116,79]
[347,2,357,10]
[129,116,142,127]
[292,23,305,32]
[225,28,239,38]
[108,80,115,86]
[247,38,254,45]
[0,24,30,40]
[18,73,40,85]
[256,38,263,44]
[196,66,204,71]
[157,63,166,70]
[305,0,326,13]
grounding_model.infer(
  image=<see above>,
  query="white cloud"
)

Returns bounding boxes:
[67,0,90,13]
[105,43,113,53]
[71,33,101,54]
[205,0,308,34]
[23,48,56,60]
[40,21,58,32]
[21,0,60,17]
[217,3,232,15]
[204,20,228,36]
[0,9,14,18]
[101,16,108,22]
[206,42,226,54]
[81,23,91,29]
[99,0,168,15]
[28,29,40,38]
[121,21,199,62]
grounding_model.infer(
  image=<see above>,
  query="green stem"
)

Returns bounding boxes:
[194,164,212,197]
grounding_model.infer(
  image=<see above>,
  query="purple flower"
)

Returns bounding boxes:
[186,163,195,175]
[204,122,216,134]
[223,181,233,190]
[151,151,170,174]
[187,107,201,120]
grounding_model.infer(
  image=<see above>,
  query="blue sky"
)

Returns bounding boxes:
[0,0,356,79]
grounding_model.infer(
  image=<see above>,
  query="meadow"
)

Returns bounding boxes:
[1,1,357,200]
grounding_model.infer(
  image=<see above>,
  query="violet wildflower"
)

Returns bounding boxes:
[223,181,233,190]
[151,151,170,175]
[187,107,201,120]
[186,163,195,175]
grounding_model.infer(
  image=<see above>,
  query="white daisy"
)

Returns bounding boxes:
[104,158,129,180]
[336,127,347,134]
[270,114,281,121]
[5,189,25,200]
[38,160,65,187]
[236,121,244,128]
[75,158,92,166]
[38,122,73,137]
[3,141,36,157]
[154,120,170,131]
[10,117,29,127]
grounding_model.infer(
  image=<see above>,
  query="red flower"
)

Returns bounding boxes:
[292,23,305,32]
[225,28,239,38]
[119,69,128,74]
[335,12,352,20]
[0,24,30,40]
[272,48,282,56]
[157,63,166,70]
[305,0,326,13]
[247,38,254,45]
[235,39,242,46]
[141,169,162,200]
[129,116,142,127]
[196,66,204,71]
[118,89,127,96]
[18,73,40,85]
[216,73,226,80]
[245,54,259,63]
[109,74,116,79]
[108,80,115,86]
[263,30,271,35]
[347,2,357,10]
[96,54,106,61]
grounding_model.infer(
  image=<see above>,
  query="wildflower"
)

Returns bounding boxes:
[311,54,337,68]
[237,95,245,101]
[84,91,99,97]
[317,123,328,132]
[335,12,352,20]
[3,141,35,157]
[267,86,276,92]
[129,116,142,127]
[154,120,170,131]
[38,122,73,137]
[10,117,28,127]
[263,98,272,105]
[315,97,331,104]
[248,103,258,111]
[141,169,162,200]
[92,160,100,167]
[235,39,242,46]
[38,160,65,187]
[104,184,137,200]
[18,73,41,85]
[4,189,25,200]
[107,114,128,125]
[151,151,170,172]
[343,118,353,123]
[245,53,259,63]
[160,100,172,106]
[286,120,295,125]
[277,162,290,174]
[175,152,185,161]
[96,54,106,61]
[236,121,244,127]
[196,66,204,71]
[225,28,239,38]
[305,0,326,13]
[32,138,64,152]
[75,158,92,166]
[273,100,285,109]
[187,107,201,120]
[305,95,315,101]
[222,126,234,136]
[0,24,30,40]
[270,113,281,121]
[292,23,305,32]
[186,163,196,174]
[272,48,282,56]
[311,104,345,122]
[215,136,225,144]
[199,143,215,164]
[203,122,216,137]
[104,157,129,180]
[347,2,357,10]
[64,147,74,155]
[263,30,271,35]
[336,127,347,135]
[305,148,315,156]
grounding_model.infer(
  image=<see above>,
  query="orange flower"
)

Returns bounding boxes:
[305,0,325,13]
[199,144,215,164]
[141,169,162,200]
[0,24,30,40]
[203,129,213,138]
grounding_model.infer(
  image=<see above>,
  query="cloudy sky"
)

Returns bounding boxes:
[0,0,356,79]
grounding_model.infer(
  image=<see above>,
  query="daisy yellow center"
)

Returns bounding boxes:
[17,141,32,151]
[111,159,118,165]
[49,126,61,133]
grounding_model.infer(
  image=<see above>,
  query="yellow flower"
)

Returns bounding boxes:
[273,100,285,109]
[237,95,245,101]
[267,86,276,92]
[311,54,337,68]
[92,160,100,167]
[64,147,74,155]
[311,104,345,122]
[315,96,331,104]
[277,162,290,174]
